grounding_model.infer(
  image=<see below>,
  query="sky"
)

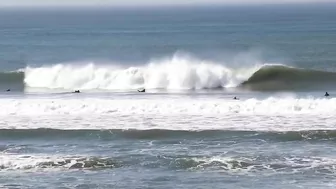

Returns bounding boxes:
[0,0,334,7]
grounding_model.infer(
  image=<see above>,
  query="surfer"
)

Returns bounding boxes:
[324,92,330,97]
[73,90,80,93]
[233,96,239,100]
[5,89,10,92]
[138,89,145,93]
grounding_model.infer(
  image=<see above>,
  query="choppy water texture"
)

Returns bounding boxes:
[1,4,336,189]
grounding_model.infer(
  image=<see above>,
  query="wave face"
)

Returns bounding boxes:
[23,56,261,91]
[0,72,24,83]
[240,65,336,91]
[0,71,24,91]
[0,71,25,91]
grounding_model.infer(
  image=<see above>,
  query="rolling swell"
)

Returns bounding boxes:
[1,129,336,141]
[240,65,336,91]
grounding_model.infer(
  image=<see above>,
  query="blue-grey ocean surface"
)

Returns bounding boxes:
[1,3,336,188]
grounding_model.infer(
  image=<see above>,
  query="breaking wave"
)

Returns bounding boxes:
[3,56,336,92]
[23,56,260,91]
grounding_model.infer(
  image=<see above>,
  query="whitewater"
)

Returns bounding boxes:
[0,95,334,131]
[23,55,263,91]
[1,96,335,116]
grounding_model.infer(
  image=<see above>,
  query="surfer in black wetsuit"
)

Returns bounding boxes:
[6,89,10,92]
[74,90,80,93]
[325,92,330,97]
[138,89,145,92]
[233,96,239,100]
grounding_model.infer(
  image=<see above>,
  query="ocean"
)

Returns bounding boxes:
[1,3,336,188]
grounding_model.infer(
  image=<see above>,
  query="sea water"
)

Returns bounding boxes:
[1,4,336,188]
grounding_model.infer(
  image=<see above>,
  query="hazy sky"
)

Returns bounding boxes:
[0,0,334,7]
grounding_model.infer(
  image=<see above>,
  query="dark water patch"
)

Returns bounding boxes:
[240,65,336,91]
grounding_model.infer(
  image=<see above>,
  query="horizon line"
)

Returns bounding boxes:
[0,1,335,9]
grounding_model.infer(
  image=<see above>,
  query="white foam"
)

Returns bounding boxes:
[0,154,115,170]
[0,96,335,116]
[0,154,64,170]
[188,156,336,175]
[0,96,336,131]
[24,55,262,91]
